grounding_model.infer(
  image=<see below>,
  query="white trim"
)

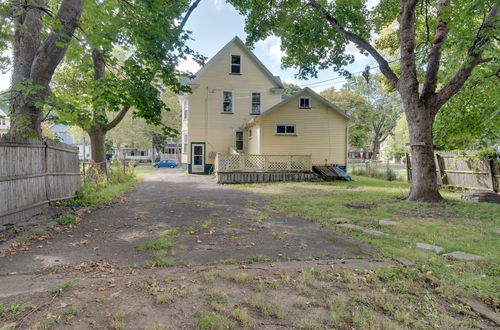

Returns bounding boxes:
[182,130,188,154]
[299,96,311,109]
[221,90,234,113]
[229,53,242,74]
[275,123,297,136]
[250,91,262,115]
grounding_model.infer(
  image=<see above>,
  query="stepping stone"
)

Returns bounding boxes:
[379,220,401,226]
[329,217,348,222]
[398,238,411,243]
[334,224,362,230]
[416,243,444,254]
[443,251,483,261]
[362,229,386,236]
[394,257,416,268]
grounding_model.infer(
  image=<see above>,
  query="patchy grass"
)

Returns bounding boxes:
[136,237,173,251]
[109,311,126,330]
[247,293,285,319]
[51,281,79,296]
[160,229,178,236]
[237,176,500,308]
[156,293,174,304]
[231,272,254,283]
[54,215,77,226]
[195,311,235,330]
[230,307,251,329]
[240,255,272,264]
[147,250,174,267]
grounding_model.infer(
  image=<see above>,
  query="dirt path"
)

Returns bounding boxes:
[0,169,375,274]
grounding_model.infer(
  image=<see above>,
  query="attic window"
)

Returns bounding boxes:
[230,54,241,74]
[299,96,311,109]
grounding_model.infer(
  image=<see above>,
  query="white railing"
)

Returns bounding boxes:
[215,154,312,173]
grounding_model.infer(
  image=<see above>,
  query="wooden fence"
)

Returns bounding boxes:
[0,137,81,226]
[406,151,499,192]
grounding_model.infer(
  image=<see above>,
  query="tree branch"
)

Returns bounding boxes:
[421,0,450,100]
[397,0,419,96]
[30,0,84,89]
[178,0,202,30]
[433,4,499,111]
[306,0,399,89]
[105,105,131,131]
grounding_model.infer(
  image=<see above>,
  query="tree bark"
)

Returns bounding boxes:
[405,104,441,202]
[9,0,84,137]
[89,124,108,173]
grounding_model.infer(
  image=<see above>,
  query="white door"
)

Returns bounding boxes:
[191,143,205,173]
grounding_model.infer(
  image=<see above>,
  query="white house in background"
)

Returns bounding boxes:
[0,109,10,137]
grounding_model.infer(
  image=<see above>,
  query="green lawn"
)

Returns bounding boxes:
[238,176,500,308]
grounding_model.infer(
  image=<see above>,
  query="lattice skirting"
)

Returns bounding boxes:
[216,172,315,184]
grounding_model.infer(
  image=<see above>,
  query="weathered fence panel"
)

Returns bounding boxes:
[407,151,499,192]
[0,137,81,225]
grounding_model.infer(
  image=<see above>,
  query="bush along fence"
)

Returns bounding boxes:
[0,136,81,226]
[406,150,499,192]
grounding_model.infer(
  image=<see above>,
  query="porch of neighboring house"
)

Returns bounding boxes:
[214,153,315,184]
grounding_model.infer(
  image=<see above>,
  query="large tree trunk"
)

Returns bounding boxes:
[371,137,380,160]
[405,104,442,202]
[89,124,108,173]
[9,0,84,138]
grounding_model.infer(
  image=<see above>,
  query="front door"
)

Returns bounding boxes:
[191,143,205,173]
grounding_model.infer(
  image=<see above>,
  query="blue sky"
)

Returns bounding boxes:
[0,0,377,93]
[180,0,375,92]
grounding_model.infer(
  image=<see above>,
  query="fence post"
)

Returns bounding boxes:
[406,153,411,183]
[487,159,497,192]
[44,140,50,203]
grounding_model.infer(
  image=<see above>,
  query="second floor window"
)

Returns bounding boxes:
[0,119,5,126]
[251,92,261,114]
[222,91,233,113]
[230,54,241,74]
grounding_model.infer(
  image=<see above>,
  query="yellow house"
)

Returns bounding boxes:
[180,36,352,177]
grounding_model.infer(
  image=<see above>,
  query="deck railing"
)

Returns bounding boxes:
[215,154,312,173]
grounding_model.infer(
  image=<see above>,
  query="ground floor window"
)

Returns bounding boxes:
[182,131,188,154]
[275,124,296,136]
[235,131,244,151]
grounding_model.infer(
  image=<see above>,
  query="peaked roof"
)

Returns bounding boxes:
[0,109,8,118]
[186,36,283,88]
[243,87,353,129]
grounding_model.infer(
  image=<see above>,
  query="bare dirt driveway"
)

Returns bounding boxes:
[0,168,376,274]
[2,170,489,329]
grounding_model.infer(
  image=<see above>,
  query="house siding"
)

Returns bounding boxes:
[185,42,281,168]
[259,92,349,166]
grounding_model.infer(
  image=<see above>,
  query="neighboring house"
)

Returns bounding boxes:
[0,109,10,137]
[180,36,352,175]
[51,124,73,144]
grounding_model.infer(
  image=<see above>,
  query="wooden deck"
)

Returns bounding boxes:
[216,171,315,184]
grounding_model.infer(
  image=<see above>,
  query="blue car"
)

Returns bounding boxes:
[153,160,178,168]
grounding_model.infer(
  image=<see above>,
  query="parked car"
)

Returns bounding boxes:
[153,160,178,168]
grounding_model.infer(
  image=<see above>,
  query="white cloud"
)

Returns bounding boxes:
[283,77,297,85]
[212,0,225,11]
[177,55,202,74]
[255,36,285,66]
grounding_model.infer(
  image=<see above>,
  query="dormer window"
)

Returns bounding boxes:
[230,54,241,74]
[299,96,311,109]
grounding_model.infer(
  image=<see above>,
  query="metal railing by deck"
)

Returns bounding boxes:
[215,154,312,173]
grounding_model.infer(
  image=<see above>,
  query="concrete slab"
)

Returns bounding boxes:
[443,251,483,261]
[334,224,363,230]
[394,257,416,268]
[416,242,444,254]
[379,220,401,226]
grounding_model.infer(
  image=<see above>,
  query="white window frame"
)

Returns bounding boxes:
[250,92,262,114]
[299,96,311,109]
[248,129,253,139]
[275,123,297,136]
[235,130,244,151]
[221,90,234,113]
[182,131,188,154]
[182,100,189,121]
[229,54,242,74]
